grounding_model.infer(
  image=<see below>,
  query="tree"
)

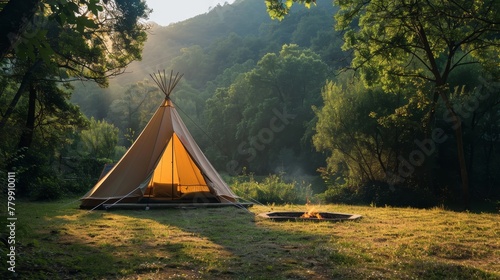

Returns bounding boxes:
[0,0,150,144]
[313,77,437,205]
[264,0,316,20]
[0,0,41,60]
[169,45,210,89]
[0,0,150,198]
[107,79,162,145]
[267,0,500,208]
[1,0,151,63]
[0,0,151,130]
[314,80,386,184]
[80,117,119,159]
[205,44,328,174]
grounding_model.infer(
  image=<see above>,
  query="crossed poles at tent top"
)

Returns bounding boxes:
[150,70,184,99]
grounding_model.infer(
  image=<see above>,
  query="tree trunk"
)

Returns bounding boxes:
[454,122,470,209]
[438,90,470,209]
[468,139,474,196]
[419,16,470,207]
[18,83,37,149]
[0,59,42,130]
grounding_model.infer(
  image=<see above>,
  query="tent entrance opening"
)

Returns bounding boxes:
[144,133,211,199]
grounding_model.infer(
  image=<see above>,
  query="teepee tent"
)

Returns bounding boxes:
[80,71,239,209]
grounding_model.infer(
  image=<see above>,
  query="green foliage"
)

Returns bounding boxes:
[205,44,328,174]
[80,117,119,159]
[6,1,151,85]
[313,71,500,205]
[106,79,162,145]
[0,76,87,199]
[70,0,341,176]
[437,74,500,200]
[319,182,438,208]
[31,176,64,200]
[265,0,316,20]
[267,0,500,206]
[0,0,151,200]
[331,0,500,207]
[231,173,312,204]
[332,0,500,91]
[2,0,496,207]
[313,78,424,185]
[72,157,114,191]
[57,118,121,192]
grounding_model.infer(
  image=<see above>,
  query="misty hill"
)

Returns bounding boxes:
[122,0,339,85]
[71,0,343,176]
[74,0,340,96]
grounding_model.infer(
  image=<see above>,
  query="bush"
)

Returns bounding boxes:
[231,173,313,204]
[31,176,64,201]
[60,178,90,196]
[316,184,361,205]
[66,157,117,197]
[319,181,439,208]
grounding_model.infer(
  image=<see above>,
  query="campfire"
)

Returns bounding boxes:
[300,201,323,219]
[258,201,362,222]
[259,211,361,222]
[300,208,323,219]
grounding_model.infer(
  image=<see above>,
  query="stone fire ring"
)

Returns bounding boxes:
[258,211,362,222]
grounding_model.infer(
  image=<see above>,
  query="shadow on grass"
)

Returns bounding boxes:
[5,238,117,279]
[117,207,497,279]
[119,207,357,279]
[8,201,498,280]
[2,209,117,279]
[7,205,204,279]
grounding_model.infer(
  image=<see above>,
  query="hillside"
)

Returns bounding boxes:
[71,0,343,175]
[72,0,341,103]
[114,0,339,87]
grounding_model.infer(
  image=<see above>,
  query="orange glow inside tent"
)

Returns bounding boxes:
[145,133,210,198]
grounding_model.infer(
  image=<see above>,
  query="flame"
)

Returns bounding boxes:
[300,199,323,219]
[300,208,323,219]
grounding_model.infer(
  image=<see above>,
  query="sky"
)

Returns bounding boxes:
[145,0,236,26]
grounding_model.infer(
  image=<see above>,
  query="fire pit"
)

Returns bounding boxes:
[258,211,362,222]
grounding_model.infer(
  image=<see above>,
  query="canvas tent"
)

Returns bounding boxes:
[80,71,239,209]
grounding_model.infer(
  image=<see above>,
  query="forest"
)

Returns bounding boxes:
[1,0,499,210]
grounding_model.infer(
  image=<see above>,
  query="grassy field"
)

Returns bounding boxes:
[1,199,499,279]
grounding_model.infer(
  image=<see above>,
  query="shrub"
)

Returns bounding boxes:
[231,173,313,204]
[317,184,361,205]
[319,181,438,208]
[31,176,64,201]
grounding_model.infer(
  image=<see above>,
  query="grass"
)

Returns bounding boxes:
[1,199,499,279]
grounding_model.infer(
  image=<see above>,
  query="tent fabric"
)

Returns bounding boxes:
[80,99,238,208]
[149,133,209,191]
